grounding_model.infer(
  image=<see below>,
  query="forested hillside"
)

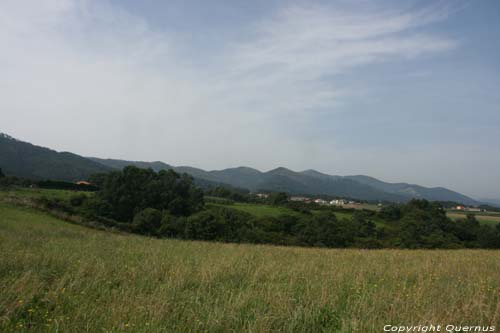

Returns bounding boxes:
[0,133,111,181]
[94,157,478,205]
[0,133,479,205]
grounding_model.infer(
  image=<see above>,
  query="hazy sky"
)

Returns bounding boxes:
[1,0,499,199]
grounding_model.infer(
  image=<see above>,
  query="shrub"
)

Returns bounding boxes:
[133,208,163,235]
[69,194,87,207]
[158,213,186,237]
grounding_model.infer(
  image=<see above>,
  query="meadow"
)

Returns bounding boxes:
[209,202,355,221]
[447,211,500,226]
[1,202,500,332]
[209,202,303,218]
[213,201,500,227]
[0,187,79,201]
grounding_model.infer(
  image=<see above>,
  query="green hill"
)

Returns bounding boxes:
[87,157,172,172]
[1,132,479,205]
[94,157,478,204]
[346,175,478,206]
[0,133,112,181]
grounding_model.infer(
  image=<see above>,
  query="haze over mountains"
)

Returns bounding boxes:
[0,133,480,205]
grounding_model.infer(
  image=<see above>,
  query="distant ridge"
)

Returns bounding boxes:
[345,175,478,206]
[479,198,500,209]
[0,133,112,181]
[91,159,478,205]
[0,132,479,205]
[88,158,172,172]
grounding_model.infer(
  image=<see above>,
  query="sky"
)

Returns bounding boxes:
[1,0,499,199]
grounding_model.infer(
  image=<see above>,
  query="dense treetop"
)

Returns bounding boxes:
[89,166,204,222]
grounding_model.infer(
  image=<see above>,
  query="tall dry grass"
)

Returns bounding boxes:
[1,203,499,332]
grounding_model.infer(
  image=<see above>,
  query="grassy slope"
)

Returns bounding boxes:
[209,202,356,221]
[1,203,500,332]
[208,202,303,218]
[209,202,390,228]
[447,212,500,226]
[212,201,499,227]
[0,188,81,200]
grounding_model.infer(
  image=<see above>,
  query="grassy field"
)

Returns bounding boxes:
[209,202,357,221]
[209,202,387,228]
[447,212,500,226]
[341,203,380,211]
[0,187,87,201]
[1,203,500,332]
[209,202,302,218]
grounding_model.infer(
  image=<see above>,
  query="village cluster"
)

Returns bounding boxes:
[453,205,484,212]
[255,193,489,212]
[290,196,362,206]
[255,193,363,206]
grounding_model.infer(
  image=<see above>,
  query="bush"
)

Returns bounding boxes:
[204,186,250,203]
[158,213,186,238]
[204,196,235,205]
[133,208,162,235]
[70,194,87,207]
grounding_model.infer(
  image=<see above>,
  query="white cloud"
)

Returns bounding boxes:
[1,0,457,172]
[219,3,456,117]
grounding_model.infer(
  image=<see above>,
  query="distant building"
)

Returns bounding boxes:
[75,181,91,186]
[290,196,309,202]
[314,198,328,205]
[256,193,269,199]
[453,205,483,212]
[330,199,345,206]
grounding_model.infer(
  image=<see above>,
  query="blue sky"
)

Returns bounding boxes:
[1,0,499,199]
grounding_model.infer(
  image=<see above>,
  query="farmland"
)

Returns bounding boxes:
[209,202,302,218]
[212,203,500,226]
[208,202,357,221]
[0,187,79,201]
[447,211,500,226]
[210,201,500,227]
[1,202,500,332]
[210,201,500,228]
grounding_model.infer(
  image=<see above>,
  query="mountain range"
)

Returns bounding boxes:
[0,133,112,180]
[0,132,480,205]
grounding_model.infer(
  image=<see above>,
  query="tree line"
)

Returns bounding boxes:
[3,166,500,249]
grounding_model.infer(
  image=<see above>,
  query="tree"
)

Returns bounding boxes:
[378,204,401,221]
[0,168,4,178]
[158,213,186,238]
[184,206,252,242]
[133,208,162,235]
[352,211,376,238]
[398,200,460,249]
[94,166,204,222]
[185,210,221,240]
[269,192,289,205]
[296,212,356,247]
